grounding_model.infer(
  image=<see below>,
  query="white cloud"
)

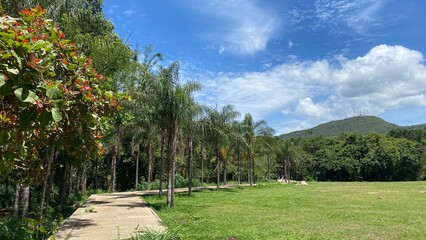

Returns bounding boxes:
[288,40,295,49]
[124,10,134,15]
[191,0,281,55]
[291,0,387,34]
[182,45,426,133]
[296,98,329,118]
[335,44,426,109]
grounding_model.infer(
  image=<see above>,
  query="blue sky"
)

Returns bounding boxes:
[103,0,426,134]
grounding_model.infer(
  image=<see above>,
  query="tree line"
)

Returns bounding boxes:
[280,130,426,182]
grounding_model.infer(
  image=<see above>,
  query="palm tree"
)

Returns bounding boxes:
[183,103,202,195]
[194,106,211,186]
[207,105,240,189]
[157,61,201,207]
[229,121,246,184]
[124,47,162,190]
[242,113,275,186]
[277,140,297,181]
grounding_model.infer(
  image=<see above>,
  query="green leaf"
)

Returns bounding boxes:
[14,88,38,103]
[52,108,62,122]
[46,87,60,99]
[40,109,52,126]
[0,79,11,96]
[0,131,10,146]
[10,49,22,69]
[0,52,12,59]
[51,99,65,107]
[6,67,19,75]
[19,108,37,127]
[0,75,11,96]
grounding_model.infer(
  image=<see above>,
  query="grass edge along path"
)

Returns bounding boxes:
[143,182,426,240]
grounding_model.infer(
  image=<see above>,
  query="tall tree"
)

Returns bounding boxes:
[207,105,240,189]
[242,114,275,186]
[0,6,120,216]
[157,62,201,207]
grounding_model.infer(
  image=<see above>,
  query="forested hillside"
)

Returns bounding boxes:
[279,116,424,139]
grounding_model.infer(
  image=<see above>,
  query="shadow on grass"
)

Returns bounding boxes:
[146,202,168,212]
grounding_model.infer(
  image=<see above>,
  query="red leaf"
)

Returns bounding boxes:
[21,9,31,16]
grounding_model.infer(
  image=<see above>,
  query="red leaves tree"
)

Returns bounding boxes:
[0,6,119,183]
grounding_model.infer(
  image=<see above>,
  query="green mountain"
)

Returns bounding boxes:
[279,116,425,139]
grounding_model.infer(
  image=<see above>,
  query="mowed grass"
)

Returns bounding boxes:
[143,182,426,240]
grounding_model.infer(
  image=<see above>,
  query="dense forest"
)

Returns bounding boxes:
[0,1,425,239]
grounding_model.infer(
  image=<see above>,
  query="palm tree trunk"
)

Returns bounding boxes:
[223,154,227,185]
[267,154,270,181]
[200,140,205,186]
[249,148,253,187]
[188,128,193,195]
[237,146,241,184]
[159,128,165,196]
[285,157,289,182]
[167,122,177,207]
[110,145,117,192]
[135,146,140,190]
[21,186,29,218]
[13,183,20,218]
[216,144,220,189]
[252,154,255,185]
[147,142,153,190]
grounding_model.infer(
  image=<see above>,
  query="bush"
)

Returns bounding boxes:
[138,175,201,191]
[0,217,61,240]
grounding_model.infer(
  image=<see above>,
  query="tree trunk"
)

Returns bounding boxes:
[81,159,87,196]
[216,144,220,189]
[68,166,73,197]
[40,145,55,217]
[5,178,9,207]
[252,153,255,185]
[13,183,20,218]
[166,122,177,207]
[188,128,193,195]
[285,157,288,182]
[94,158,98,189]
[223,154,227,185]
[47,150,57,205]
[237,146,241,184]
[200,140,205,186]
[159,128,165,196]
[110,146,117,192]
[248,148,253,187]
[135,145,140,190]
[21,186,29,218]
[60,163,68,207]
[267,154,271,181]
[147,142,153,190]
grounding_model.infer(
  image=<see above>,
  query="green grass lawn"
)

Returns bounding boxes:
[143,182,426,240]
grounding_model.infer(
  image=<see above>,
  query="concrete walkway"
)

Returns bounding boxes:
[54,191,164,240]
[54,184,254,240]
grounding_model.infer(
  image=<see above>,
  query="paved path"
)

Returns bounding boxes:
[54,191,164,240]
[54,184,253,240]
